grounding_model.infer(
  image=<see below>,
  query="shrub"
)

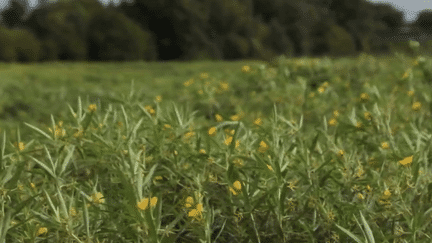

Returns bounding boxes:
[325,25,356,57]
[39,37,59,61]
[10,28,42,62]
[0,26,42,62]
[222,33,250,59]
[87,9,157,61]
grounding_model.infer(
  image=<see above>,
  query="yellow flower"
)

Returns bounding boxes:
[254,117,263,126]
[188,209,200,218]
[233,158,244,167]
[215,114,223,122]
[199,149,206,154]
[230,180,242,195]
[407,90,414,97]
[224,136,233,146]
[333,110,339,117]
[196,203,203,212]
[69,207,77,217]
[382,189,391,199]
[91,192,105,204]
[88,104,97,113]
[381,142,389,149]
[183,131,195,142]
[322,81,329,88]
[200,72,209,79]
[288,180,299,191]
[328,118,337,126]
[153,176,163,184]
[360,93,369,102]
[412,102,421,111]
[402,69,411,79]
[364,111,372,121]
[208,127,217,137]
[241,65,251,73]
[73,129,83,138]
[185,196,194,208]
[219,81,229,91]
[183,79,194,87]
[309,92,315,98]
[137,197,158,210]
[267,164,273,171]
[36,227,48,236]
[337,150,344,157]
[230,114,241,121]
[258,140,269,153]
[14,142,25,151]
[355,121,363,129]
[318,87,325,93]
[187,203,204,219]
[399,155,413,167]
[145,105,156,115]
[155,95,162,102]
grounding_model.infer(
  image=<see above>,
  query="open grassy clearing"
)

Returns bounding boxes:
[1,50,432,242]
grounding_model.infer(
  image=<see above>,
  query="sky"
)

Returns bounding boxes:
[366,0,432,23]
[0,0,431,23]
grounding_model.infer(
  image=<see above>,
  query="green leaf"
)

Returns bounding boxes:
[58,145,75,177]
[4,160,26,190]
[28,154,56,180]
[360,211,375,243]
[82,193,90,238]
[335,223,363,243]
[78,96,83,122]
[120,104,129,133]
[0,131,6,170]
[24,122,53,141]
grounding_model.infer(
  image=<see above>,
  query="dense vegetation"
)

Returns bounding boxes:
[0,0,431,63]
[1,41,432,242]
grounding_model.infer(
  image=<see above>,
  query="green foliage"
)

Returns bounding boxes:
[0,0,26,29]
[10,28,41,62]
[263,18,294,58]
[0,26,17,62]
[388,41,417,57]
[325,25,357,57]
[0,26,41,62]
[248,37,278,62]
[3,56,432,241]
[87,9,157,61]
[373,3,405,31]
[39,38,59,61]
[222,33,250,60]
[208,0,250,36]
[414,10,432,34]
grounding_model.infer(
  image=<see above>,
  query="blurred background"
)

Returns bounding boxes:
[0,0,432,63]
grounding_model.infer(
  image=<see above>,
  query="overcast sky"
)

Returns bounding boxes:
[0,0,430,23]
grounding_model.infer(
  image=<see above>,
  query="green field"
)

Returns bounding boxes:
[1,50,432,242]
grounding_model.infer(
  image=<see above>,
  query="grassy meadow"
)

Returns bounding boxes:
[1,46,432,242]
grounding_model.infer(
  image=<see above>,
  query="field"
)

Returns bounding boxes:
[1,49,432,242]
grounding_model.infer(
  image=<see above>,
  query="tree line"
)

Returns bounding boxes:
[0,0,431,63]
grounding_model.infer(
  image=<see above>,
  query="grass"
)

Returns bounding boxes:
[1,47,432,242]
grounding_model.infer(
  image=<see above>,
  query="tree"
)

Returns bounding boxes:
[87,8,157,61]
[1,0,27,28]
[414,10,432,34]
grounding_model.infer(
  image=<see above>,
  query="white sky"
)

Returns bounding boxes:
[366,0,432,23]
[0,0,430,23]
